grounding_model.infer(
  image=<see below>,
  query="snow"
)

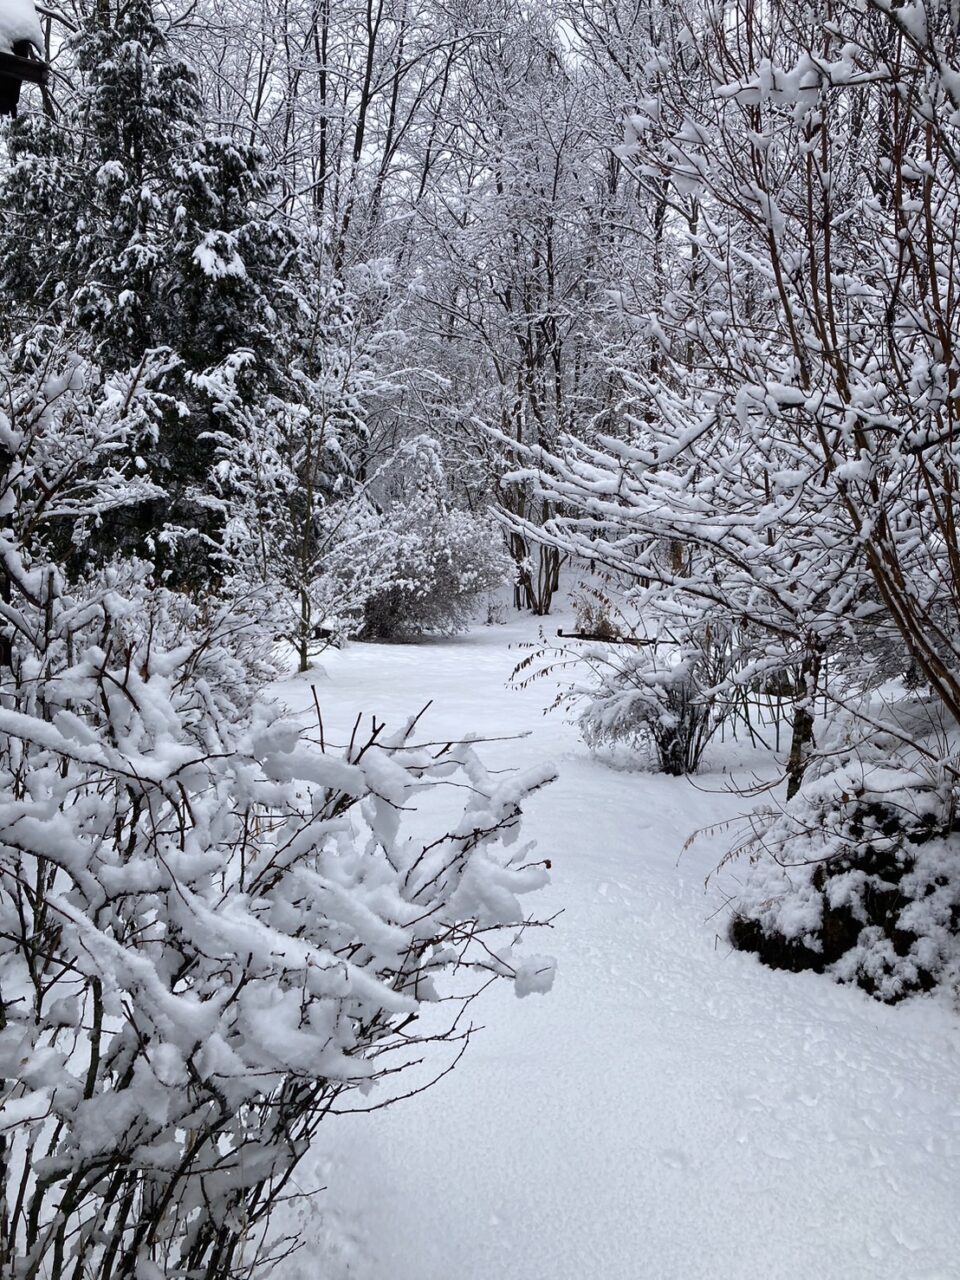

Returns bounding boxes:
[273,608,960,1279]
[0,0,43,53]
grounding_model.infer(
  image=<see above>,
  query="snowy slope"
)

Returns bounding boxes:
[274,613,960,1280]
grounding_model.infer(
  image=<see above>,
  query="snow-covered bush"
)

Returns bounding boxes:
[579,647,718,775]
[362,441,512,640]
[729,737,960,1002]
[511,617,732,776]
[0,337,172,555]
[0,351,556,1276]
[363,501,512,640]
[549,617,734,775]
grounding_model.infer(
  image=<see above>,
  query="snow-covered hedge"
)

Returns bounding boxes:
[729,741,960,1002]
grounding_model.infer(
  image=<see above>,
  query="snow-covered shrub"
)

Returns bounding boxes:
[573,624,735,775]
[362,441,512,640]
[579,650,713,775]
[363,502,511,639]
[729,739,960,1002]
[510,618,731,775]
[0,350,556,1276]
[0,337,172,560]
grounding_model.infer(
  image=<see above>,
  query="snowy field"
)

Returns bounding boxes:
[275,611,960,1280]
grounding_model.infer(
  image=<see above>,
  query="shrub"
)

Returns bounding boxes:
[575,625,735,775]
[728,740,960,1002]
[362,446,512,639]
[0,345,556,1277]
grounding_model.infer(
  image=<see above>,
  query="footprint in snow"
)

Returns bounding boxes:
[657,1148,692,1170]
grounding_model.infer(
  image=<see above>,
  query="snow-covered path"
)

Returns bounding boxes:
[277,616,960,1280]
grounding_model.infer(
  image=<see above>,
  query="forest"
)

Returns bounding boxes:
[1,0,959,1274]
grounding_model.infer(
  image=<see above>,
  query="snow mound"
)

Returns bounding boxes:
[0,0,43,54]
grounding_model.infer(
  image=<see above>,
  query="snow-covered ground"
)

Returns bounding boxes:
[275,610,960,1280]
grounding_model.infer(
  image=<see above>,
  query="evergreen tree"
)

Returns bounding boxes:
[0,116,73,339]
[0,0,300,581]
[68,0,203,362]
